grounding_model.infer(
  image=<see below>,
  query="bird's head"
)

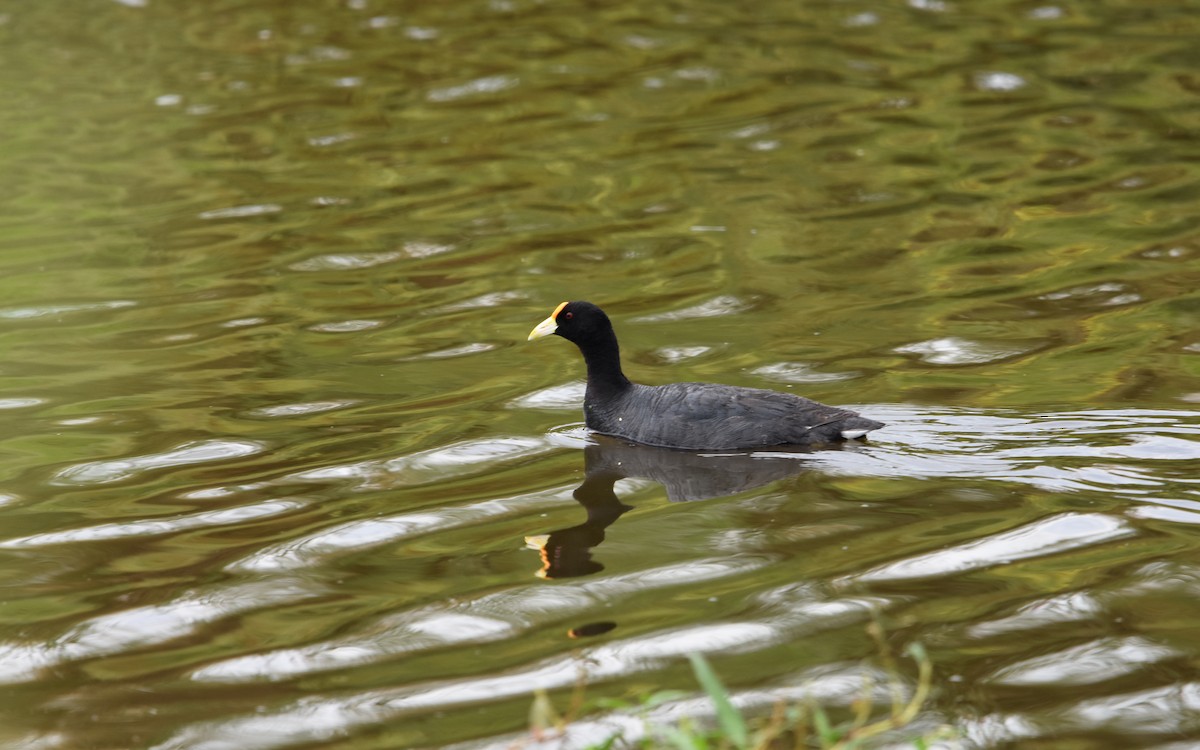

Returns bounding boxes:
[527,301,611,345]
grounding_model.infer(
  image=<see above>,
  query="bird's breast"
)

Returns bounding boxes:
[583,397,625,432]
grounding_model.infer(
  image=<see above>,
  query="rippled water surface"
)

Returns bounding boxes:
[3,1,1200,748]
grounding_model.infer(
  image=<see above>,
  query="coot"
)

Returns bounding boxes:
[528,301,884,450]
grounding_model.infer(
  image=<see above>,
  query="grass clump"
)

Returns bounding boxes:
[656,641,937,750]
[526,621,948,749]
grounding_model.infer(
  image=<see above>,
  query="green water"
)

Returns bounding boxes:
[2,0,1200,748]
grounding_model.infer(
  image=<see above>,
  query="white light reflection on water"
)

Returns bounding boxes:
[987,635,1179,687]
[846,512,1135,583]
[1063,682,1200,735]
[0,498,306,548]
[51,439,267,486]
[228,483,573,573]
[245,400,361,418]
[964,591,1103,639]
[0,299,136,320]
[894,336,1034,365]
[426,74,519,102]
[508,380,586,410]
[283,435,550,489]
[0,579,324,685]
[154,585,888,750]
[630,295,752,323]
[797,405,1200,504]
[199,555,778,683]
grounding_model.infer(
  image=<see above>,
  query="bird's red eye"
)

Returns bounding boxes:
[564,312,573,319]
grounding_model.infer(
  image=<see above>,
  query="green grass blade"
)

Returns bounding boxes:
[529,687,563,739]
[659,722,709,750]
[687,653,748,749]
[811,703,836,744]
[643,689,693,708]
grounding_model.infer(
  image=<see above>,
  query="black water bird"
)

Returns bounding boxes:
[527,301,884,450]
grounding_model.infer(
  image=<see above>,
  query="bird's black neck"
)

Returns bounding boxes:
[577,331,631,395]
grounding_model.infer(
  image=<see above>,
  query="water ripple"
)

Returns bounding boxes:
[197,204,282,220]
[631,295,752,323]
[752,361,858,383]
[0,299,135,320]
[846,513,1135,583]
[192,609,517,683]
[0,498,306,548]
[964,592,1104,639]
[229,484,570,572]
[0,579,322,685]
[245,400,361,418]
[202,555,777,683]
[987,635,1179,687]
[808,405,1200,503]
[51,439,267,486]
[426,74,519,102]
[0,397,45,409]
[284,436,550,490]
[894,336,1033,365]
[508,381,586,411]
[1065,682,1200,735]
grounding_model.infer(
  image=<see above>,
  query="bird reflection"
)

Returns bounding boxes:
[527,437,819,580]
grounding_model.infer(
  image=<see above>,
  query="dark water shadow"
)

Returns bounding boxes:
[528,437,830,580]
